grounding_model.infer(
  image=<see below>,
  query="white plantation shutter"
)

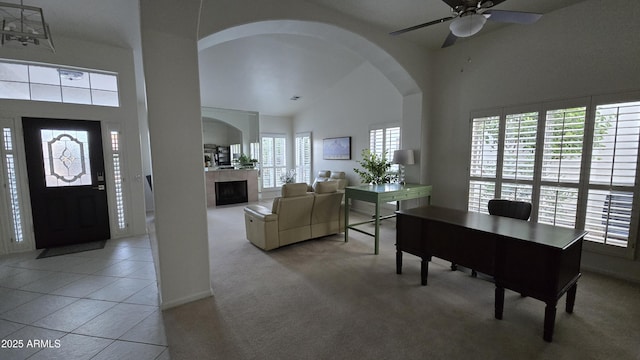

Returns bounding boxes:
[468,116,499,212]
[385,127,400,164]
[369,125,401,176]
[230,144,241,159]
[1,122,25,247]
[467,93,640,255]
[261,135,287,189]
[250,142,260,162]
[369,129,384,156]
[295,132,311,184]
[538,107,586,228]
[469,116,499,178]
[501,112,537,203]
[585,101,640,247]
[468,180,495,214]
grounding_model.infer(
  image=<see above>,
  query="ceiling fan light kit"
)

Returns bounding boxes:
[449,14,487,37]
[0,0,55,52]
[390,0,541,48]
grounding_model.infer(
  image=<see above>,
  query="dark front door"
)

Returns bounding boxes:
[22,117,110,249]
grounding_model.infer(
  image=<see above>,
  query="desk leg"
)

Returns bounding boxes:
[566,282,577,313]
[543,302,557,342]
[374,201,380,255]
[344,197,349,243]
[420,257,429,286]
[495,286,505,320]
[396,250,402,274]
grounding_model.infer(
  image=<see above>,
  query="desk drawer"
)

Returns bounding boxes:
[383,190,430,202]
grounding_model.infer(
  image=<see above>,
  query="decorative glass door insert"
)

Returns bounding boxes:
[40,129,93,187]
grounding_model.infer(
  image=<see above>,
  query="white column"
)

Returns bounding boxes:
[140,0,212,308]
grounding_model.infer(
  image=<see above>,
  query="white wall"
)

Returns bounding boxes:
[429,0,640,281]
[0,35,147,243]
[140,0,212,308]
[202,119,242,146]
[201,107,259,154]
[295,62,403,186]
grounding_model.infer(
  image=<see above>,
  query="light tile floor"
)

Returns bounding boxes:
[0,236,169,360]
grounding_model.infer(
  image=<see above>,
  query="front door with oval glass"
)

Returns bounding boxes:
[23,118,110,249]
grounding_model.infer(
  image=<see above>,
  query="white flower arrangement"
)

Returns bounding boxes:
[280,169,297,184]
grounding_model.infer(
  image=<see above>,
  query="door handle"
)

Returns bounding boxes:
[93,185,105,191]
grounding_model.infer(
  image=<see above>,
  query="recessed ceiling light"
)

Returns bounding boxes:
[290,95,301,101]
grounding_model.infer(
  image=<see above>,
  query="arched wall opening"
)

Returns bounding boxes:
[198,20,425,185]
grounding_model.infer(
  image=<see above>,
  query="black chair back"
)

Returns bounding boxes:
[488,199,532,221]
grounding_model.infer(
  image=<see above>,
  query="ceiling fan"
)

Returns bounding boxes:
[390,0,542,48]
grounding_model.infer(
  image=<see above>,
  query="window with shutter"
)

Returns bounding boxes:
[538,107,586,228]
[501,112,537,203]
[369,124,401,175]
[261,134,287,189]
[585,101,640,247]
[466,93,639,257]
[295,132,311,184]
[1,122,24,246]
[467,115,499,212]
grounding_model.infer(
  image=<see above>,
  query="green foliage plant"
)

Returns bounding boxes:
[353,149,397,184]
[237,153,257,168]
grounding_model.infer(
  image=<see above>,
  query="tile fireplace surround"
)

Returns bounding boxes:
[205,168,258,207]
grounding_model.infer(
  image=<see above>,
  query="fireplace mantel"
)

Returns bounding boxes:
[205,169,259,207]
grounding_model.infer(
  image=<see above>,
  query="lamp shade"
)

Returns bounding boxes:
[449,14,487,37]
[392,149,415,165]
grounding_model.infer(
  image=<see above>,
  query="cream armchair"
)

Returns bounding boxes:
[244,182,344,251]
[328,171,348,190]
[309,170,348,191]
[311,181,345,238]
[244,183,314,250]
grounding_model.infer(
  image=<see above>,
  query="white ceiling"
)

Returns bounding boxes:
[10,0,587,116]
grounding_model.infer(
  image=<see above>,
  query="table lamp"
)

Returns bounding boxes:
[393,149,414,185]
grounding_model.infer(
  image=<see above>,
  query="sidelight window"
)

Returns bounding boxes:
[1,126,24,243]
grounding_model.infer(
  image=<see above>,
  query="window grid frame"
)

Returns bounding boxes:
[0,59,119,107]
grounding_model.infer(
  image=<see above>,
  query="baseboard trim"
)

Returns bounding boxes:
[160,288,214,310]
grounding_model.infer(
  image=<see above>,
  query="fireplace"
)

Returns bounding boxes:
[215,180,248,206]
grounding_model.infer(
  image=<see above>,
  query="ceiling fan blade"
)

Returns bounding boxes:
[390,16,455,36]
[440,0,463,9]
[485,10,542,24]
[441,31,458,48]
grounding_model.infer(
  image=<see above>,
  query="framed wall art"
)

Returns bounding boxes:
[323,136,351,160]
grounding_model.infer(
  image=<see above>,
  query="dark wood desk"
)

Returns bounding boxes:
[396,206,587,342]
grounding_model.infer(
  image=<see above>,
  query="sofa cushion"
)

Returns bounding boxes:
[315,181,338,194]
[281,182,309,197]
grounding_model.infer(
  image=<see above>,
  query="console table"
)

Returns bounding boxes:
[344,183,431,254]
[396,206,587,342]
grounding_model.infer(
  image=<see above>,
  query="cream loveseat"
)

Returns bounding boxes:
[244,182,345,250]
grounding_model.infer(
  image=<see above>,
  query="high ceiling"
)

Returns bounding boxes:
[8,0,587,116]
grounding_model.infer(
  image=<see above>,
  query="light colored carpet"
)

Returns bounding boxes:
[161,204,640,360]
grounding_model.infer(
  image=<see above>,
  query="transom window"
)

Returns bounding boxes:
[468,93,640,257]
[0,59,119,107]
